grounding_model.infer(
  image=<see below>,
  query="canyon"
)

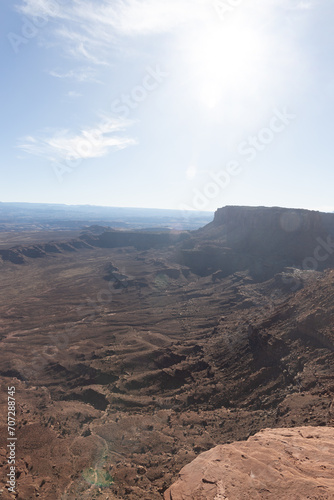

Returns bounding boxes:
[0,206,333,499]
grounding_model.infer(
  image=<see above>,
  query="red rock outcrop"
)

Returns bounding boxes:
[164,426,334,499]
[179,206,334,279]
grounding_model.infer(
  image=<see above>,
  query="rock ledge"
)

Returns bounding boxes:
[164,426,334,499]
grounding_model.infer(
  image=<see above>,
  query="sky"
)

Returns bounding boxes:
[1,0,334,212]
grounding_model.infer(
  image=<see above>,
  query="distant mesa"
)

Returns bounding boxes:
[0,202,213,231]
[178,206,334,280]
[1,206,334,284]
[82,224,115,235]
[0,240,94,264]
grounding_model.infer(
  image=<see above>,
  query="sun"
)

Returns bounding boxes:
[182,15,266,109]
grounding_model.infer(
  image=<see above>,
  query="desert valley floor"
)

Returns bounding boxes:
[0,207,334,499]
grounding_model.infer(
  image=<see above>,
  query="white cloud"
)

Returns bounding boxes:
[66,91,82,98]
[19,0,209,34]
[16,0,214,63]
[48,67,101,83]
[18,0,66,19]
[18,117,137,164]
[17,0,315,73]
[293,1,315,10]
[291,0,315,10]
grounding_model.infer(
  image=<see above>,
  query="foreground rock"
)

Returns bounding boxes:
[164,426,334,499]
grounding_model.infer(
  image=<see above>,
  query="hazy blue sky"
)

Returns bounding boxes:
[1,0,334,211]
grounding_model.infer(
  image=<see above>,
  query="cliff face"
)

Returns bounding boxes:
[0,231,189,264]
[213,205,324,229]
[179,206,334,279]
[164,426,334,500]
[211,205,334,246]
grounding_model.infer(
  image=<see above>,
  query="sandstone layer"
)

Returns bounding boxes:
[164,426,334,500]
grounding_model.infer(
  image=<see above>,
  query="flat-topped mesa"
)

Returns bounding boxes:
[213,205,325,232]
[181,206,334,279]
[210,205,334,256]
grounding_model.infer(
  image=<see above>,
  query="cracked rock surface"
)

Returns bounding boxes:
[164,426,334,500]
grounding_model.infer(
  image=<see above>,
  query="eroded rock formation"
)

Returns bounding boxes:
[164,426,334,500]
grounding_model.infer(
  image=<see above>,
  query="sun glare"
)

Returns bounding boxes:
[184,17,265,109]
[186,165,197,179]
